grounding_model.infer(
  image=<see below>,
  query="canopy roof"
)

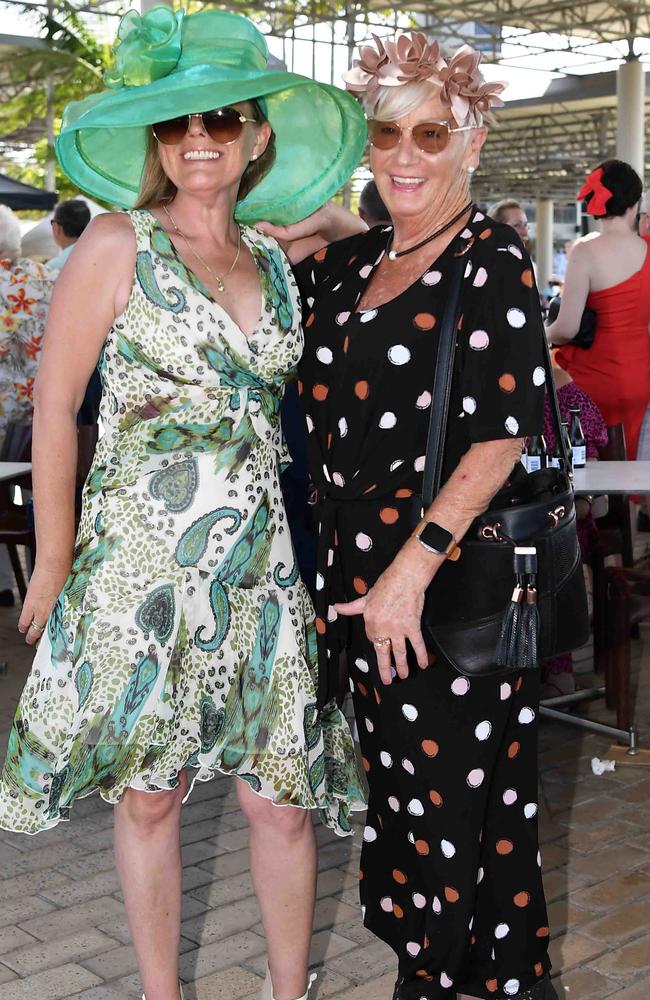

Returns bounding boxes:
[0,171,57,210]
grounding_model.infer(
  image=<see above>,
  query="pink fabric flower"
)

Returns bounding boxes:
[439,45,506,125]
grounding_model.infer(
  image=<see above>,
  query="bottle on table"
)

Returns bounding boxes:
[548,432,564,470]
[561,421,574,475]
[525,434,547,473]
[568,408,586,468]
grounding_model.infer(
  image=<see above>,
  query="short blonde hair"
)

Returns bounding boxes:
[135,102,276,211]
[362,78,485,128]
[0,205,22,261]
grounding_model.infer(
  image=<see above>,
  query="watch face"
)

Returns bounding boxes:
[420,521,453,552]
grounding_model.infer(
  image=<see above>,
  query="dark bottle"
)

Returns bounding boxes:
[548,431,564,470]
[526,434,547,473]
[561,421,573,474]
[568,408,586,468]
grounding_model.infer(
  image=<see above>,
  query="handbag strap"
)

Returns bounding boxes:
[421,246,571,510]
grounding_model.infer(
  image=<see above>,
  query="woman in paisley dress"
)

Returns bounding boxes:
[0,9,366,1000]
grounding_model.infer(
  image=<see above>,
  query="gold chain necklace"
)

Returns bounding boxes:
[162,203,241,294]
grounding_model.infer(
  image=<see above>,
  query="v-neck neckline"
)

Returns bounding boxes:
[146,211,264,347]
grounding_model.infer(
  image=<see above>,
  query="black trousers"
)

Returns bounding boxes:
[349,623,551,1000]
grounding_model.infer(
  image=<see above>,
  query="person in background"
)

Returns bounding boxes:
[638,194,650,238]
[489,197,531,252]
[358,178,391,227]
[48,199,91,271]
[0,205,55,606]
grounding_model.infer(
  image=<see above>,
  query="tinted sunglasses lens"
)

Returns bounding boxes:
[368,121,401,149]
[202,108,246,144]
[413,123,450,153]
[152,116,190,145]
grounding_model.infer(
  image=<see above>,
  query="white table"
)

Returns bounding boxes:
[0,462,31,483]
[573,461,650,495]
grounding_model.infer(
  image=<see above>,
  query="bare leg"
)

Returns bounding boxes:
[114,772,187,1000]
[237,781,317,1000]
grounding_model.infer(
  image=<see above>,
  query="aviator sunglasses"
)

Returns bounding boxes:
[151,107,257,146]
[368,119,477,155]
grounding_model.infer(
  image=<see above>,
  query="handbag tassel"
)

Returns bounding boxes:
[496,547,539,670]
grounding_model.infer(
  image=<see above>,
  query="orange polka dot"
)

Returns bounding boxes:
[357,868,364,880]
[353,576,368,595]
[479,228,493,240]
[421,739,439,758]
[305,312,315,327]
[416,970,433,981]
[486,979,498,994]
[514,891,531,908]
[362,757,370,773]
[471,934,476,945]
[536,927,550,938]
[444,885,459,903]
[496,839,514,855]
[414,312,436,331]
[374,687,381,705]
[534,963,544,977]
[515,676,523,691]
[357,681,367,697]
[314,247,327,263]
[354,380,370,400]
[327,432,333,449]
[377,814,384,830]
[521,268,534,288]
[315,617,326,635]
[508,741,521,759]
[393,903,404,918]
[393,868,408,884]
[348,255,358,265]
[312,384,329,401]
[343,335,350,353]
[379,507,399,524]
[427,651,437,666]
[395,488,413,498]
[498,373,516,393]
[415,840,430,856]
[364,483,377,494]
[429,789,443,807]
[297,380,303,395]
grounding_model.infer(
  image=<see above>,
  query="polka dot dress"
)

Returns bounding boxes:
[293,212,551,998]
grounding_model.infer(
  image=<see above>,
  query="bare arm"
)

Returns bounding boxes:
[336,437,522,683]
[546,241,591,344]
[256,202,368,264]
[19,213,136,642]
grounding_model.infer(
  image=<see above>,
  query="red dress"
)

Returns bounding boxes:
[556,238,650,459]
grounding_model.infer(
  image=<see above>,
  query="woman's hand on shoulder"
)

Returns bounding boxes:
[255,201,367,264]
[334,560,430,685]
[18,562,70,645]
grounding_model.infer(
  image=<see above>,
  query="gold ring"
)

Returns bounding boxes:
[372,636,392,647]
[29,619,46,633]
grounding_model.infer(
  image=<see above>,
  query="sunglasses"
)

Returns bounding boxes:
[368,119,477,155]
[151,107,257,146]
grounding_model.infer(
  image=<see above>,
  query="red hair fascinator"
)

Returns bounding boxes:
[577,167,614,216]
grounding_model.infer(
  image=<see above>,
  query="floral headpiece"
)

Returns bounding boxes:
[343,32,506,125]
[577,167,614,216]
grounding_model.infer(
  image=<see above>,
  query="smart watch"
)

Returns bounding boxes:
[413,520,461,561]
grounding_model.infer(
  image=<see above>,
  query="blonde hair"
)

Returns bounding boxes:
[134,102,276,210]
[362,78,484,129]
[0,205,22,261]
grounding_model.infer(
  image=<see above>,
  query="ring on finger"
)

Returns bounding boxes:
[371,636,392,648]
[29,619,46,633]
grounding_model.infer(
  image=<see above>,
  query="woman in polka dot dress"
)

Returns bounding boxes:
[278,32,558,1000]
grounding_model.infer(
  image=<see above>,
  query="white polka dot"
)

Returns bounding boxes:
[473,266,488,287]
[349,678,354,692]
[359,264,373,278]
[361,904,366,919]
[518,707,535,725]
[327,548,334,566]
[533,366,546,386]
[474,211,485,222]
[505,416,519,435]
[464,260,473,278]
[432,895,442,914]
[412,892,426,908]
[406,942,421,957]
[441,839,456,859]
[475,720,492,741]
[503,788,518,806]
[306,414,314,433]
[355,657,369,673]
[402,703,418,722]
[365,716,374,734]
[507,307,526,329]
[416,391,431,409]
[327,605,338,622]
[355,532,373,551]
[504,980,520,996]
[322,464,331,482]
[360,308,377,323]
[495,923,510,939]
[338,417,348,437]
[388,795,400,812]
[402,757,415,775]
[500,682,512,700]
[524,802,538,819]
[469,329,490,351]
[451,677,470,696]
[390,459,404,472]
[307,296,314,307]
[388,344,411,365]
[414,455,426,472]
[467,768,485,788]
[315,573,325,593]
[422,269,442,286]
[507,243,523,259]
[440,972,454,989]
[379,411,397,429]
[316,346,333,365]
[463,396,477,415]
[537,850,542,867]
[332,282,342,291]
[408,798,424,816]
[335,311,350,325]
[469,916,474,931]
[477,867,484,884]
[363,825,377,842]
[380,751,393,768]
[380,895,393,912]
[461,227,473,238]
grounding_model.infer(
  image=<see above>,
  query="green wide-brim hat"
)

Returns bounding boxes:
[56,6,367,224]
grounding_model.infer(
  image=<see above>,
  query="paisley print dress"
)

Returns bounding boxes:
[0,210,365,836]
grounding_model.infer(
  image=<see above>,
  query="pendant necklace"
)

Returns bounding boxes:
[162,203,241,293]
[386,201,473,261]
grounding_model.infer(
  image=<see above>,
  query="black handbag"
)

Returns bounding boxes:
[547,295,597,349]
[413,255,590,677]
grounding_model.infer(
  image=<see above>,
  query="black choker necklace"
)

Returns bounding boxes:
[386,201,473,260]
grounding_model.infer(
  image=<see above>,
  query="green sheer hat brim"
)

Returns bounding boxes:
[55,67,367,224]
